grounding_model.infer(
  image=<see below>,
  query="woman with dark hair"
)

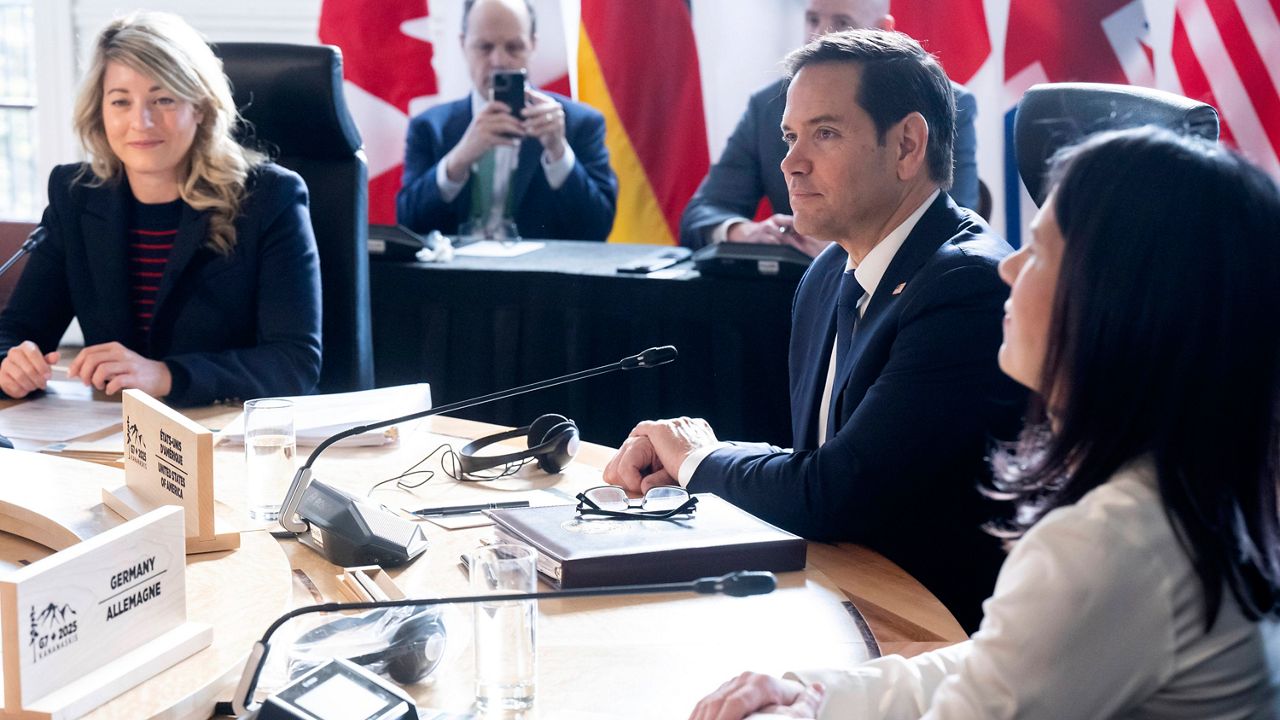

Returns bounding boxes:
[689,126,1280,719]
[0,11,321,406]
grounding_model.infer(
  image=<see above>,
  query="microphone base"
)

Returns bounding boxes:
[294,479,429,568]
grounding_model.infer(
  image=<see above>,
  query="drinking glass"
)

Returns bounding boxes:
[470,543,537,711]
[243,398,295,523]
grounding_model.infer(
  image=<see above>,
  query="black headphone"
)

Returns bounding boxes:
[289,607,447,685]
[458,413,580,476]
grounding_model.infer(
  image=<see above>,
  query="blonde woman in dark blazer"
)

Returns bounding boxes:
[0,11,321,405]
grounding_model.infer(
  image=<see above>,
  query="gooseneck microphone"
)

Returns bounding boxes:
[0,225,45,278]
[277,346,679,568]
[227,570,775,716]
[0,226,46,451]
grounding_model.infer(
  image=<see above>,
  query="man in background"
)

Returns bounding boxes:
[678,0,979,252]
[605,30,1024,632]
[396,0,617,240]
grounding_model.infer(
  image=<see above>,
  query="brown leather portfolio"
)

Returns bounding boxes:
[486,493,807,588]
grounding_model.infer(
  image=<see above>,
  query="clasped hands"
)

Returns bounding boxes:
[444,89,568,183]
[0,340,171,399]
[602,416,719,492]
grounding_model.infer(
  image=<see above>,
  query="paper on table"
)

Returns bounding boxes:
[403,488,576,530]
[40,431,125,468]
[216,384,432,447]
[453,240,544,258]
[0,380,121,442]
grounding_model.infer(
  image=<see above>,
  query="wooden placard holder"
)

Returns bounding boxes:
[101,390,239,554]
[336,565,407,603]
[0,507,211,720]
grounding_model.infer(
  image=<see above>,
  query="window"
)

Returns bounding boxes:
[0,0,38,220]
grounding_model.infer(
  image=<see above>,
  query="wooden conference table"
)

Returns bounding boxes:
[0,405,965,718]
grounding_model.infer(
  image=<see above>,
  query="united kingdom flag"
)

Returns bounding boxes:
[1000,0,1155,244]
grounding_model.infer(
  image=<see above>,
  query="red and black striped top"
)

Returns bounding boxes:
[127,198,182,339]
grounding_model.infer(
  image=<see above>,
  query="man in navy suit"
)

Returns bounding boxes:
[604,30,1025,632]
[396,0,617,241]
[679,0,980,252]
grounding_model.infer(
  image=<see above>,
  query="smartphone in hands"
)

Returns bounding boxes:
[491,69,526,116]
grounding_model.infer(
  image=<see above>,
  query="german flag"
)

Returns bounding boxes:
[578,0,709,245]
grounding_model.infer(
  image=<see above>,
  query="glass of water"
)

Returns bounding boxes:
[471,543,537,711]
[243,398,295,524]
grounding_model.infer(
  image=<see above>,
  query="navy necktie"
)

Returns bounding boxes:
[828,271,864,438]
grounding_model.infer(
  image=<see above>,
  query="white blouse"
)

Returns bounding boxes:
[791,462,1280,719]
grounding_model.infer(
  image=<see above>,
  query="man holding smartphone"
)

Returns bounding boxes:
[397,0,618,241]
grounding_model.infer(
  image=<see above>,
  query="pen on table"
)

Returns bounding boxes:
[412,500,531,517]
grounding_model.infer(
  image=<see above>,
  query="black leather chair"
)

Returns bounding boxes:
[213,43,375,393]
[1014,82,1220,206]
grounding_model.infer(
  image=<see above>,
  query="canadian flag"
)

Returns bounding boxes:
[318,0,437,224]
[893,0,992,85]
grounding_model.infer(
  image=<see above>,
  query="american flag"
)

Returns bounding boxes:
[891,0,1280,243]
[1169,0,1280,178]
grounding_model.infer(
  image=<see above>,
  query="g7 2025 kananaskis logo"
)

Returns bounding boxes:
[125,415,147,469]
[29,601,78,662]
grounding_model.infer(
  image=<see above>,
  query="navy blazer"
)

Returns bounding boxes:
[396,92,618,241]
[679,78,980,248]
[0,163,322,406]
[689,194,1026,631]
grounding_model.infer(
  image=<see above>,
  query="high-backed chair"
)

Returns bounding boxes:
[1014,82,1220,206]
[213,43,374,393]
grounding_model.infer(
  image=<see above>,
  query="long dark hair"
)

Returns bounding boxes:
[992,126,1280,630]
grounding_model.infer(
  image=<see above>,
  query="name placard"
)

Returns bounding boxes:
[0,506,211,719]
[102,390,238,554]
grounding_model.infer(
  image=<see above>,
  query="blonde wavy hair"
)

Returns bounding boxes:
[72,11,263,255]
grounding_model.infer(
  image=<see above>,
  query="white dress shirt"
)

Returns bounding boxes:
[436,91,576,203]
[678,190,940,483]
[787,459,1280,719]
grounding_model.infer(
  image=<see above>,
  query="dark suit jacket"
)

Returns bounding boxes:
[679,78,980,248]
[0,163,322,406]
[396,92,618,241]
[688,194,1026,631]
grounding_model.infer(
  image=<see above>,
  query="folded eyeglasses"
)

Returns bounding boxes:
[575,485,698,520]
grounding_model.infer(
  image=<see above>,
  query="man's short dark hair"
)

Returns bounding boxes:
[784,29,956,189]
[462,0,537,37]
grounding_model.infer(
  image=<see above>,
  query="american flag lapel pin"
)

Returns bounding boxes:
[892,282,906,296]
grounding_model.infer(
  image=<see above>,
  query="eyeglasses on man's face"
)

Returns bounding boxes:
[575,485,698,520]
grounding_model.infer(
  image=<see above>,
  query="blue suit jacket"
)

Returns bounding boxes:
[396,92,618,241]
[688,194,1026,631]
[0,163,322,406]
[679,78,980,248]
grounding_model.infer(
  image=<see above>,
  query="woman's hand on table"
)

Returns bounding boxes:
[0,341,59,398]
[689,672,824,720]
[68,341,172,397]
